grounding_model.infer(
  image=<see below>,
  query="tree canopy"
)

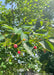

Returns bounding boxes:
[0,0,54,74]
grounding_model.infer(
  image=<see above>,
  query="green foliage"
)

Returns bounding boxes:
[0,0,54,74]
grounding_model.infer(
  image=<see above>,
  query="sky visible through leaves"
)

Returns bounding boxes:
[0,0,11,9]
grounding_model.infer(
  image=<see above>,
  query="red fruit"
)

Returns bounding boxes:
[14,44,18,48]
[34,46,37,49]
[44,50,46,53]
[17,51,21,54]
[14,56,16,57]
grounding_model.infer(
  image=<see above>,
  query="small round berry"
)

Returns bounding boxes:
[14,56,16,57]
[23,38,26,41]
[17,51,21,54]
[43,50,46,53]
[14,44,18,48]
[34,46,37,49]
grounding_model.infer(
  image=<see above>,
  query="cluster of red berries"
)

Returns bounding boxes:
[14,44,21,54]
[13,38,26,54]
[14,39,47,54]
[14,45,37,54]
[14,45,46,55]
[14,38,38,54]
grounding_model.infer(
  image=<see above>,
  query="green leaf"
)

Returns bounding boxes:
[39,41,46,48]
[23,42,33,56]
[40,21,43,26]
[49,39,54,43]
[0,71,3,75]
[1,62,6,68]
[0,58,2,60]
[3,65,6,68]
[9,62,12,65]
[3,38,11,47]
[35,0,38,1]
[1,24,14,30]
[44,40,54,51]
[21,25,32,29]
[36,29,47,34]
[0,33,5,40]
[21,32,28,42]
[13,28,22,34]
[1,62,4,66]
